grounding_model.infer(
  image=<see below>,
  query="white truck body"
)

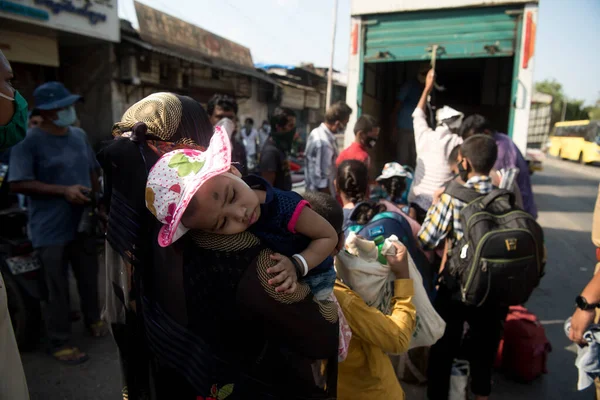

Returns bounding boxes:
[345,0,539,160]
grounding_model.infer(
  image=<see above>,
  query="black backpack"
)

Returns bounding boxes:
[444,181,545,307]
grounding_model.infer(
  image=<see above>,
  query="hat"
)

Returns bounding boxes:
[376,162,413,181]
[145,125,231,247]
[436,106,464,124]
[33,81,81,111]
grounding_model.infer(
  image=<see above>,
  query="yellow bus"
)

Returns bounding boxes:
[548,120,600,164]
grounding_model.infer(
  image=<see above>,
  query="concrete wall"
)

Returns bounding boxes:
[238,78,269,130]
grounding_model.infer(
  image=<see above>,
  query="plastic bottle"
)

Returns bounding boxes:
[373,235,388,265]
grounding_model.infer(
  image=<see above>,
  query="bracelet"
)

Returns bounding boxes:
[289,256,303,280]
[293,254,309,277]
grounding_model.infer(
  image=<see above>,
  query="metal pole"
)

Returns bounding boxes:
[325,0,338,109]
[561,98,568,121]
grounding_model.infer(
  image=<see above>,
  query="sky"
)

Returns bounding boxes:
[119,0,599,106]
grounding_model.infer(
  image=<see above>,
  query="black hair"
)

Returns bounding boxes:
[262,120,269,125]
[458,114,494,139]
[352,202,387,225]
[270,107,296,131]
[302,192,344,233]
[207,94,238,117]
[337,160,385,225]
[379,176,406,201]
[460,134,498,174]
[353,114,378,135]
[325,101,352,125]
[448,144,461,165]
[336,159,368,204]
[244,117,254,125]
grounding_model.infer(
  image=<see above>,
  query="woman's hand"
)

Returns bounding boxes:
[267,254,299,294]
[385,241,410,280]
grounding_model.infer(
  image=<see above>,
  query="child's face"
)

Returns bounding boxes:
[181,173,261,235]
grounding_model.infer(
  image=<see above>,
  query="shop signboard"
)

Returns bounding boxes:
[0,0,119,42]
[281,86,305,110]
[305,91,321,109]
[135,1,254,70]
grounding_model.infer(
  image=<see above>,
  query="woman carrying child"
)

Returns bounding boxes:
[100,93,339,399]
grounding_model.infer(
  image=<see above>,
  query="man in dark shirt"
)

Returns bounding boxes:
[259,107,296,191]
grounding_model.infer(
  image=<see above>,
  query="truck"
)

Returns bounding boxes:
[525,91,553,174]
[345,0,539,172]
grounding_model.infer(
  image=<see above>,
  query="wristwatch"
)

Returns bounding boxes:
[576,295,600,311]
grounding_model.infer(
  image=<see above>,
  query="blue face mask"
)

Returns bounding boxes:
[53,106,77,127]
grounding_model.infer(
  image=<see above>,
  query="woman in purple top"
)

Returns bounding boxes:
[459,114,538,219]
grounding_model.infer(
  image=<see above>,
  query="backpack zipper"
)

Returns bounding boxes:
[462,228,540,303]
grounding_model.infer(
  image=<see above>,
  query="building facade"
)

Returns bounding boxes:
[0,0,119,143]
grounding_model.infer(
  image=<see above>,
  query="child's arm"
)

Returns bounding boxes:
[293,207,339,271]
[417,193,454,251]
[267,207,338,294]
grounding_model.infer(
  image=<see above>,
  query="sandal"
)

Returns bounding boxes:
[51,346,89,365]
[88,320,109,337]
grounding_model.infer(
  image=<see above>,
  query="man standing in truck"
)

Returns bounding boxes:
[407,70,464,223]
[392,63,429,168]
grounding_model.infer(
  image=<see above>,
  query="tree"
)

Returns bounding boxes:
[585,94,600,121]
[535,79,589,123]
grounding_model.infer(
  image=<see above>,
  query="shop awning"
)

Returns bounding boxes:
[122,35,278,87]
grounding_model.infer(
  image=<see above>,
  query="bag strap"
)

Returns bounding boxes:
[444,181,482,204]
[480,189,516,209]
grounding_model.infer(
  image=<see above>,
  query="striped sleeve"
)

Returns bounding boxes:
[418,193,455,250]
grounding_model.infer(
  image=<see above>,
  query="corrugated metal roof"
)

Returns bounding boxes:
[122,35,280,87]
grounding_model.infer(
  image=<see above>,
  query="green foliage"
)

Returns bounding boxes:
[535,79,591,123]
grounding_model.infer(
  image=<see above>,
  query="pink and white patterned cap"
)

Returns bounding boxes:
[145,126,231,247]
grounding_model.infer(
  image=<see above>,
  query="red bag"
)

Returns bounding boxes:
[495,306,551,382]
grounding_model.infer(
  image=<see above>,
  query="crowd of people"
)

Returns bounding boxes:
[0,47,599,400]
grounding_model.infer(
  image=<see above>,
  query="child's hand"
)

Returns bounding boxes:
[267,254,299,294]
[432,186,445,205]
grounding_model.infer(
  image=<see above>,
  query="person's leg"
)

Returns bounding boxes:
[465,304,509,400]
[427,286,466,400]
[67,234,102,331]
[38,245,71,349]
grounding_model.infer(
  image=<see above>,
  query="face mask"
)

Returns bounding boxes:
[337,122,347,134]
[457,159,469,182]
[53,105,77,127]
[0,90,28,151]
[362,133,377,149]
[272,128,295,153]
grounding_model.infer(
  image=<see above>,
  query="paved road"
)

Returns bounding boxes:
[20,157,599,399]
[493,158,599,400]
